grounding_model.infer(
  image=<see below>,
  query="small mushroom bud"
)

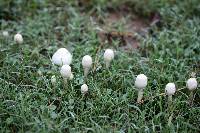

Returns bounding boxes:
[134,74,148,103]
[14,33,23,44]
[81,84,88,94]
[2,31,9,37]
[60,65,72,85]
[82,55,92,77]
[37,70,42,76]
[103,49,114,68]
[51,75,57,86]
[69,74,74,80]
[186,78,198,105]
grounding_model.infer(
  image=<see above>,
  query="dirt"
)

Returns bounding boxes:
[93,6,161,51]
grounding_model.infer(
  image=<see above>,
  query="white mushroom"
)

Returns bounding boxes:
[165,82,176,126]
[52,48,72,66]
[2,31,9,37]
[134,74,148,103]
[14,33,23,44]
[186,78,198,105]
[69,74,74,80]
[165,83,176,96]
[186,78,198,91]
[60,65,71,79]
[103,49,114,68]
[165,83,176,107]
[60,65,72,85]
[82,55,92,77]
[37,70,42,76]
[81,84,88,94]
[51,75,56,86]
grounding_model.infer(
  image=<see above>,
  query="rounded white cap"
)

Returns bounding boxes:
[14,33,23,44]
[51,75,56,84]
[104,49,114,61]
[187,78,198,91]
[81,84,88,94]
[69,73,74,80]
[134,74,148,89]
[165,83,176,96]
[60,65,71,78]
[82,55,92,68]
[2,31,9,37]
[52,48,72,66]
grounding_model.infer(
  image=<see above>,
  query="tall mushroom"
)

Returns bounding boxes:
[134,74,148,103]
[60,65,72,87]
[82,55,92,77]
[103,49,114,68]
[165,83,176,106]
[186,78,198,105]
[165,82,176,126]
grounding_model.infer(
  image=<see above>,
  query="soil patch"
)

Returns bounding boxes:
[92,5,161,51]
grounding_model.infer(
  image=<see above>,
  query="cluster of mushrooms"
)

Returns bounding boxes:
[51,47,115,95]
[4,32,199,105]
[50,42,198,105]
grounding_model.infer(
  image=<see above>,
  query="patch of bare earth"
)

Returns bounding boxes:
[92,6,160,51]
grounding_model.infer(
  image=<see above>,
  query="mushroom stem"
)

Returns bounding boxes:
[52,83,56,92]
[104,49,114,69]
[168,95,173,109]
[84,67,90,77]
[63,78,68,89]
[189,90,194,106]
[105,61,110,68]
[168,95,172,104]
[167,95,173,126]
[51,75,56,93]
[167,113,173,126]
[137,89,144,103]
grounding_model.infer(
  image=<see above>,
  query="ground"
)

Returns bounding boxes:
[0,0,200,132]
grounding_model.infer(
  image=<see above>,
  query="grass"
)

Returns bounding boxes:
[0,0,200,132]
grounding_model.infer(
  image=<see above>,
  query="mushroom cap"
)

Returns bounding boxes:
[82,55,92,68]
[52,48,72,66]
[187,78,198,91]
[104,49,114,61]
[134,74,148,89]
[51,75,56,84]
[165,83,176,96]
[60,65,71,78]
[69,73,74,80]
[2,31,9,37]
[14,33,23,44]
[81,84,88,94]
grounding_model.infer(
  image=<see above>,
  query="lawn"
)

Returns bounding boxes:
[0,0,200,132]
